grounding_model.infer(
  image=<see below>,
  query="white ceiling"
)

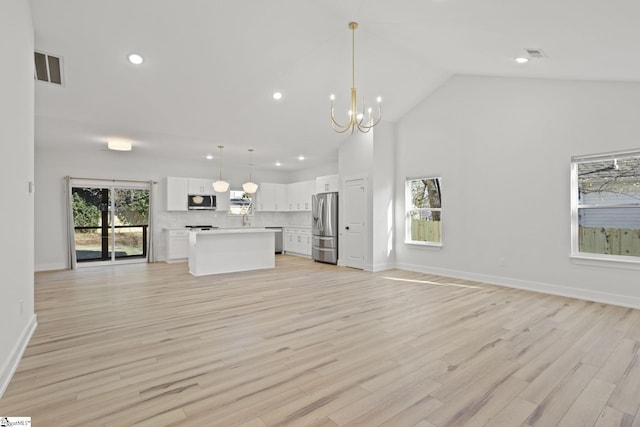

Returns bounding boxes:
[31,0,640,171]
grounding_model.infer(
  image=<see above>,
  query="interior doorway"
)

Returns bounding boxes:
[343,177,366,270]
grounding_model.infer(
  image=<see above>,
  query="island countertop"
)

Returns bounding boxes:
[188,228,276,276]
[190,227,276,235]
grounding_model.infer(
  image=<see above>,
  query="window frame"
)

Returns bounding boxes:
[228,189,254,216]
[570,149,640,267]
[405,176,443,247]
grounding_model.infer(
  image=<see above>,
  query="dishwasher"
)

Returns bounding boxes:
[265,227,283,254]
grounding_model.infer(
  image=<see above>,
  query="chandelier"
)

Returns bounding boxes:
[330,22,382,134]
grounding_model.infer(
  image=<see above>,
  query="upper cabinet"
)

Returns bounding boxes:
[316,174,339,194]
[166,176,221,211]
[256,183,288,212]
[288,180,315,211]
[257,181,314,212]
[166,177,189,211]
[188,178,215,195]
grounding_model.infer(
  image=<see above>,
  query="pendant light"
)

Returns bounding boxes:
[242,148,258,194]
[212,145,230,192]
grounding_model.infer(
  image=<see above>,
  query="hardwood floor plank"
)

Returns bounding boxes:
[0,256,638,426]
[557,378,616,427]
[483,397,538,427]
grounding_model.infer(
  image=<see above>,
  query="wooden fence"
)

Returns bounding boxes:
[411,219,441,243]
[579,226,640,257]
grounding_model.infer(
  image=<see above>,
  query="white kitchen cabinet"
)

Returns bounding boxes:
[188,178,215,195]
[299,180,315,211]
[166,229,189,261]
[287,183,299,211]
[284,227,311,256]
[257,183,276,211]
[166,177,189,211]
[316,174,339,194]
[275,184,288,212]
[257,183,288,211]
[287,180,315,211]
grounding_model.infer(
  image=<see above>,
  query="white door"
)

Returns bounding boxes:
[343,178,366,269]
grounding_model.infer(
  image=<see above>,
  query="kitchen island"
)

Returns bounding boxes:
[188,228,276,276]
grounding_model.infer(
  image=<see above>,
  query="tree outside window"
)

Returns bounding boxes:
[405,177,442,245]
[572,151,640,262]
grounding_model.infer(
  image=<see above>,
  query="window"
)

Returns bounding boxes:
[229,189,254,215]
[571,151,640,263]
[405,177,442,245]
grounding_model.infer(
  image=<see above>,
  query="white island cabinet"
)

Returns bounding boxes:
[188,228,276,276]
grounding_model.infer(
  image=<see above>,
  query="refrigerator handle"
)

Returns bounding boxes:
[318,197,324,233]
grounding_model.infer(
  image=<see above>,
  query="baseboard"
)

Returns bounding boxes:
[367,262,396,273]
[396,262,640,310]
[35,262,67,272]
[0,314,37,399]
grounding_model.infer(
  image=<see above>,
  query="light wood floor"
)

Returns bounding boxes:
[2,256,640,426]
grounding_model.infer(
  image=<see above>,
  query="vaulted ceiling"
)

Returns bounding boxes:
[31,0,640,171]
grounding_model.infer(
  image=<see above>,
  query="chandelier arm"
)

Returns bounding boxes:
[357,115,382,131]
[356,103,382,131]
[331,111,350,130]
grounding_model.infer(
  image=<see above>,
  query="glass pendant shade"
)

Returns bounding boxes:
[212,180,230,192]
[212,145,229,193]
[242,148,259,194]
[242,181,258,194]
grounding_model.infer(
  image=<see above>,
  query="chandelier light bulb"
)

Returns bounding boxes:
[330,94,336,101]
[376,96,382,103]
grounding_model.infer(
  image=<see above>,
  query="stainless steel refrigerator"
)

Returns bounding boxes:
[312,192,338,264]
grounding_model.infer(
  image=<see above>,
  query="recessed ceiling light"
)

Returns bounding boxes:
[298,155,305,161]
[206,154,213,160]
[515,57,529,64]
[128,54,144,65]
[275,162,281,166]
[272,92,283,100]
[107,139,132,151]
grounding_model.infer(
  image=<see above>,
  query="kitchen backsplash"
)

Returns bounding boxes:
[153,210,311,261]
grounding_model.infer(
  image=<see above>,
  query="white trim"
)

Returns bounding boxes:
[35,262,67,272]
[367,262,396,272]
[571,148,640,163]
[396,262,640,310]
[0,314,37,399]
[570,255,640,270]
[404,241,443,248]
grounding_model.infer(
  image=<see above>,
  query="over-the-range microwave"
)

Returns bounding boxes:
[187,194,216,210]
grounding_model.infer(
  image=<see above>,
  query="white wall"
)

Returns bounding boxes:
[0,0,37,397]
[288,162,338,183]
[395,75,640,308]
[34,146,296,270]
[371,121,395,271]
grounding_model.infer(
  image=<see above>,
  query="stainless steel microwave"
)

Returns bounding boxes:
[187,194,216,210]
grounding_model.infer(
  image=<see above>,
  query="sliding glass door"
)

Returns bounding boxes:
[71,184,150,264]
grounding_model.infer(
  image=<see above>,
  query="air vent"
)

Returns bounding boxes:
[34,51,63,85]
[525,48,547,59]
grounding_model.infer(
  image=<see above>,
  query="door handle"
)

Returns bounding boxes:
[345,226,350,230]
